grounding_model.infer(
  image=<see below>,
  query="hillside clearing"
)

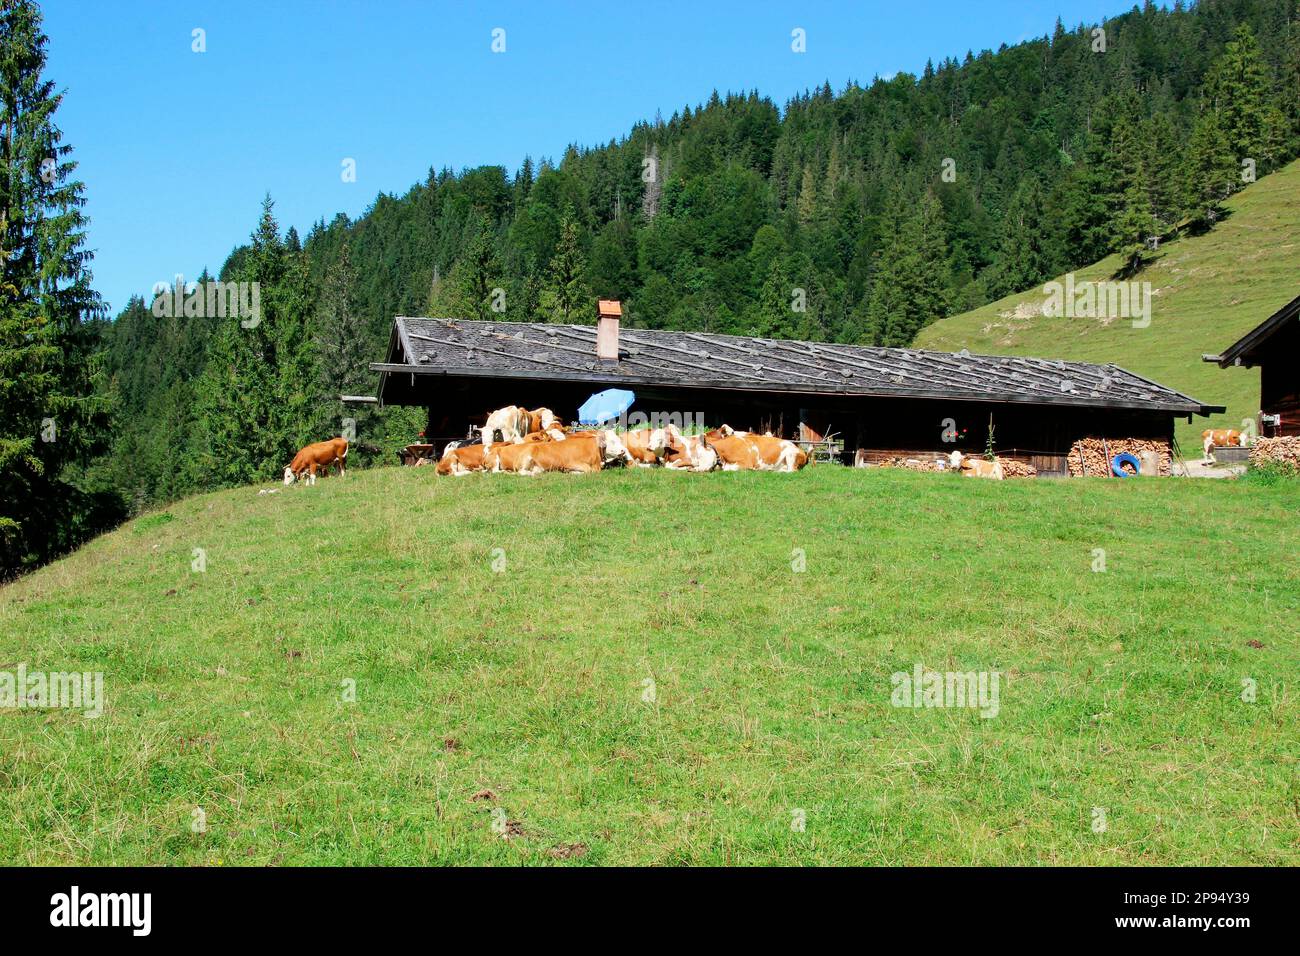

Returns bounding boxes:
[917,159,1300,453]
[1,466,1296,865]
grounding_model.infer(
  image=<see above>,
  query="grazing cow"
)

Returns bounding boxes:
[481,405,532,448]
[663,426,719,472]
[436,442,490,476]
[950,451,1004,480]
[1201,428,1246,459]
[622,427,671,466]
[284,437,348,485]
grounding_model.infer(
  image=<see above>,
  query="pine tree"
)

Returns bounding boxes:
[0,0,113,575]
[192,196,317,487]
[913,190,952,329]
[1204,25,1286,173]
[539,207,588,323]
[314,239,368,436]
[1182,107,1237,228]
[456,214,501,320]
[988,181,1050,298]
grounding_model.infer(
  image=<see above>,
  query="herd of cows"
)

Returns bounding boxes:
[278,405,1256,485]
[279,403,1028,483]
[433,405,808,475]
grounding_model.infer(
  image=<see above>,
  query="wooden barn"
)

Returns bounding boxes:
[1203,292,1300,437]
[372,301,1222,475]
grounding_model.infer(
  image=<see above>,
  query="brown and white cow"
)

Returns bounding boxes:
[663,426,719,472]
[525,407,561,434]
[284,437,348,485]
[1201,428,1247,459]
[488,429,627,474]
[949,450,1004,480]
[703,426,806,472]
[481,405,531,449]
[435,441,490,476]
[622,427,671,467]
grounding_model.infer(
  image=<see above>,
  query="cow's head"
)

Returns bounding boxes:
[283,466,296,485]
[600,429,629,464]
[948,450,964,471]
[645,427,671,457]
[692,441,719,472]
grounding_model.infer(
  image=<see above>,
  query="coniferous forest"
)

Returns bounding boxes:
[4,0,1300,576]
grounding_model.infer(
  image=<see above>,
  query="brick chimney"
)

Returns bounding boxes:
[596,299,621,362]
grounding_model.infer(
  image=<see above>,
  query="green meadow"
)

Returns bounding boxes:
[1,465,1296,865]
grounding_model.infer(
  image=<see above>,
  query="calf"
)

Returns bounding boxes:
[284,437,348,485]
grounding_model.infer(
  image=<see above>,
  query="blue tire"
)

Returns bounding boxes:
[1111,452,1141,477]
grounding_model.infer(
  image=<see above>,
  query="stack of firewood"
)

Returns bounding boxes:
[1066,437,1171,477]
[874,456,945,473]
[1248,436,1300,469]
[999,458,1038,479]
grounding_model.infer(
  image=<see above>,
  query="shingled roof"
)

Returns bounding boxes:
[373,316,1221,416]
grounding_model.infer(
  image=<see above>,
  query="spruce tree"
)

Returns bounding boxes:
[1182,108,1237,228]
[539,207,587,323]
[1204,25,1286,173]
[0,0,113,575]
[314,239,368,436]
[988,181,1050,298]
[192,196,317,487]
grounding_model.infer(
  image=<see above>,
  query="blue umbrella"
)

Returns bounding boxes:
[577,388,635,425]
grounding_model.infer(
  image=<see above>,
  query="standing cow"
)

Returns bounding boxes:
[1201,428,1247,461]
[284,437,349,485]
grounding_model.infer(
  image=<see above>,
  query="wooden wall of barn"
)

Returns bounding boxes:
[1259,319,1299,437]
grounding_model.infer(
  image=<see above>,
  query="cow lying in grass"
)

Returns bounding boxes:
[284,437,348,485]
[702,425,808,472]
[663,426,719,472]
[948,450,1004,480]
[487,429,628,474]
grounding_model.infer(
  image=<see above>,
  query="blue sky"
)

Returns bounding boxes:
[42,0,1128,315]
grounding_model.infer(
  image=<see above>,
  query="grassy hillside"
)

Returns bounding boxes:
[1,466,1296,865]
[917,159,1300,452]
